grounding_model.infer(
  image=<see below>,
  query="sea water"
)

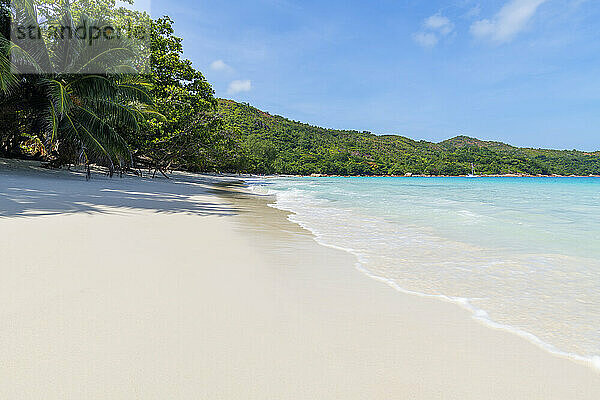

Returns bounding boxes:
[248,176,600,370]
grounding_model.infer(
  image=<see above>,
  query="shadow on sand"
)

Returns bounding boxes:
[0,165,241,218]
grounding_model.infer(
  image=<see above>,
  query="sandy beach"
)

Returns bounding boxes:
[1,158,599,399]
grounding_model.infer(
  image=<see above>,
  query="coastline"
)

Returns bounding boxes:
[251,178,600,373]
[1,160,599,398]
[216,179,600,397]
[235,172,600,179]
[252,175,600,373]
[301,173,600,178]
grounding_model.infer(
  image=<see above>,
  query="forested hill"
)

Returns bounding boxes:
[2,1,597,178]
[217,99,600,176]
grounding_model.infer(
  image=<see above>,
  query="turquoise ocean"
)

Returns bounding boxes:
[249,177,600,371]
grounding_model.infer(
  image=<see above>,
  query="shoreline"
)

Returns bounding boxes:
[2,159,600,398]
[218,180,600,398]
[243,179,600,375]
[3,157,599,179]
[293,174,600,178]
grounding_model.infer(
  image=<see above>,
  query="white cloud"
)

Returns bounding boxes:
[470,0,548,42]
[424,14,454,35]
[413,32,439,47]
[210,59,233,72]
[227,80,252,94]
[464,5,482,19]
[413,13,454,48]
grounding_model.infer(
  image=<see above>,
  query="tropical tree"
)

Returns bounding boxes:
[0,0,156,175]
[131,16,221,176]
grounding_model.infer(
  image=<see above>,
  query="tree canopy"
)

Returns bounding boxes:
[211,99,600,176]
[0,0,598,178]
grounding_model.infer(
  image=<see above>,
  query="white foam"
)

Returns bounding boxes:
[246,178,600,374]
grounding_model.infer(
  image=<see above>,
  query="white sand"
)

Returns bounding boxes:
[1,158,599,399]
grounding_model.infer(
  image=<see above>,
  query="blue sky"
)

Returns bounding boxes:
[148,0,600,150]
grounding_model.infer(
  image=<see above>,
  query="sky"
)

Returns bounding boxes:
[147,0,600,150]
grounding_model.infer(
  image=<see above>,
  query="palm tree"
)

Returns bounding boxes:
[0,0,157,175]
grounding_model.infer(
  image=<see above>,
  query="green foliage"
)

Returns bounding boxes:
[0,2,227,175]
[0,1,598,178]
[213,100,600,176]
[0,0,155,172]
[129,16,231,174]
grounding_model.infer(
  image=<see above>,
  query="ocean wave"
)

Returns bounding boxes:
[247,178,600,373]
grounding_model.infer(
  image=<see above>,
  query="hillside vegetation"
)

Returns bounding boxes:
[1,1,597,178]
[216,99,600,176]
